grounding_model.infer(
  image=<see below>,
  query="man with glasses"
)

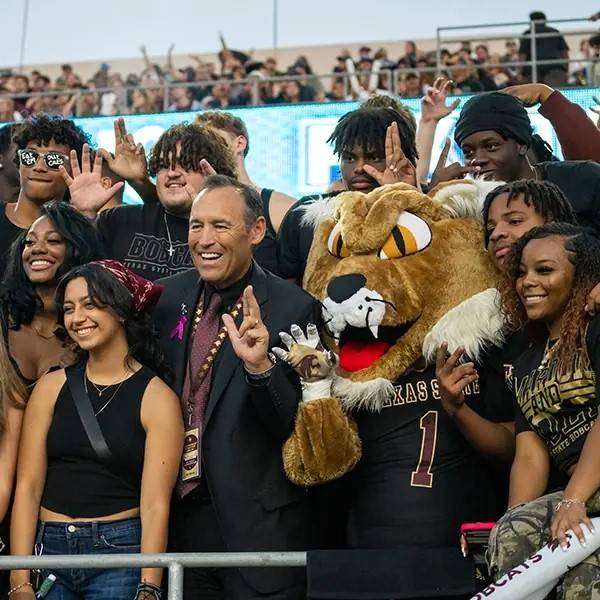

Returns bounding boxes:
[0,114,89,273]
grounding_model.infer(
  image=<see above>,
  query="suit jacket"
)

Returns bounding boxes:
[154,263,320,593]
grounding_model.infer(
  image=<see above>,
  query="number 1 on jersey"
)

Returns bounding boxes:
[411,410,438,488]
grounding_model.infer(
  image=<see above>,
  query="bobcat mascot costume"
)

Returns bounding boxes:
[273,180,506,595]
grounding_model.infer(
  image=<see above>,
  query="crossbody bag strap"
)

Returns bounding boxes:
[66,365,113,462]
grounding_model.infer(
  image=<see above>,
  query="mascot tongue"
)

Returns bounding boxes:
[339,340,391,372]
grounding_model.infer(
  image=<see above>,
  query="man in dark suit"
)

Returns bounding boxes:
[153,174,320,599]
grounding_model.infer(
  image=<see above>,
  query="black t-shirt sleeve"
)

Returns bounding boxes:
[514,397,532,435]
[476,346,515,423]
[95,208,114,255]
[277,201,303,280]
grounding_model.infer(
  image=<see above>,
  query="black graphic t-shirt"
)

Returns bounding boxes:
[347,364,501,549]
[0,204,25,278]
[514,316,600,474]
[97,204,191,281]
[477,330,531,423]
[97,202,281,282]
[277,192,339,282]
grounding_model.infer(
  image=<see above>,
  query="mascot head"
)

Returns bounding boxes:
[302,180,502,410]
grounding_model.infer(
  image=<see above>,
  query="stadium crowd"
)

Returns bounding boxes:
[0,13,600,596]
[0,10,596,121]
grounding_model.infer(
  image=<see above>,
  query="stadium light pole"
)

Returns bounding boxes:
[273,0,278,51]
[19,0,31,73]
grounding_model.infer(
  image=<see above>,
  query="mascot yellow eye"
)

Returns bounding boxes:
[327,222,350,258]
[378,212,432,260]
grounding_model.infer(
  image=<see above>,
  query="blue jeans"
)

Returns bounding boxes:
[35,518,141,600]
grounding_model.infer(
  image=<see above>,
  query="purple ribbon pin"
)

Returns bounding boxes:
[170,315,188,340]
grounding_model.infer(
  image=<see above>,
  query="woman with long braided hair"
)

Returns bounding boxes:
[486,224,600,598]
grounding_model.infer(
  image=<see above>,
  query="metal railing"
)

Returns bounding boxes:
[437,16,595,83]
[0,551,307,599]
[0,15,596,118]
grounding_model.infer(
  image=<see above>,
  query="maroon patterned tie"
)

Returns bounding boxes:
[177,291,222,498]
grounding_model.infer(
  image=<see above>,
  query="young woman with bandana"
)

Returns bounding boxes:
[9,261,183,600]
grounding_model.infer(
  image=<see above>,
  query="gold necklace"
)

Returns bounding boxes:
[538,338,558,370]
[83,374,129,416]
[85,367,131,396]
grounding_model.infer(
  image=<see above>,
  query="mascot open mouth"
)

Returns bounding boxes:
[338,321,416,372]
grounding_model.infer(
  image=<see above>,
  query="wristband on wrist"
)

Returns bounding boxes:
[244,361,275,379]
[555,497,586,512]
[135,581,162,600]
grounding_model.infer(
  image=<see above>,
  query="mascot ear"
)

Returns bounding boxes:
[327,222,351,258]
[378,212,432,260]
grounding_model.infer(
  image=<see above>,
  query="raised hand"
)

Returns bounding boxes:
[181,159,215,205]
[222,286,272,373]
[430,138,480,187]
[99,118,148,182]
[435,342,478,417]
[273,324,337,383]
[421,77,460,123]
[59,144,124,217]
[362,121,417,188]
[199,158,216,178]
[503,83,554,107]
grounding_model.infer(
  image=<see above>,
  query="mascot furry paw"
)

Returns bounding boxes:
[282,180,503,491]
[273,324,361,486]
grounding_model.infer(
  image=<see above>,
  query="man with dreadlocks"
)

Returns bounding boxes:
[277,105,418,283]
[62,123,240,280]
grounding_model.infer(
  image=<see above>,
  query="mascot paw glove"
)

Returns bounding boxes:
[272,324,337,401]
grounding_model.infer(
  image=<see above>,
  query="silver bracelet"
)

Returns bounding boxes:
[555,497,586,512]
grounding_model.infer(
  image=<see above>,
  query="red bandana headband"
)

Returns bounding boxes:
[91,260,163,312]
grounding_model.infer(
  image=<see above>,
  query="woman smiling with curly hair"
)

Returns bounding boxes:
[488,223,600,598]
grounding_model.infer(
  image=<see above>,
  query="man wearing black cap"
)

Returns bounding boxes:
[453,91,600,231]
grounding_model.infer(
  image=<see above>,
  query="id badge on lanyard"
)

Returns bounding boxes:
[181,427,200,481]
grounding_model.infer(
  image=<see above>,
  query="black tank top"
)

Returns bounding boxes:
[255,188,279,275]
[42,365,155,518]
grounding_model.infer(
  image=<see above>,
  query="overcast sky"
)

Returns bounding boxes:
[1,0,596,68]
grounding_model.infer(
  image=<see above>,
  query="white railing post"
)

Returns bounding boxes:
[167,561,184,600]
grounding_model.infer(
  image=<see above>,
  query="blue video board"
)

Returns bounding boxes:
[70,88,598,204]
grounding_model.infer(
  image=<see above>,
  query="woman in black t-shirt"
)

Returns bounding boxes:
[9,262,183,600]
[487,223,600,595]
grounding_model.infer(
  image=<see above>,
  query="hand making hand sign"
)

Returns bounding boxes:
[430,137,481,188]
[222,285,273,374]
[421,77,460,123]
[362,121,418,188]
[98,117,148,182]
